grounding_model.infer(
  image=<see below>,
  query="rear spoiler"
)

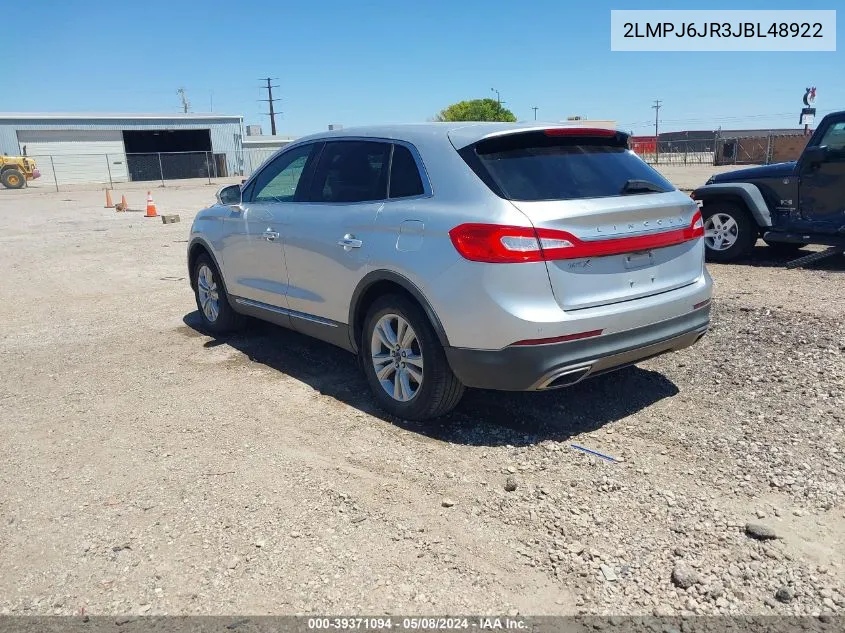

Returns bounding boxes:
[448,125,629,150]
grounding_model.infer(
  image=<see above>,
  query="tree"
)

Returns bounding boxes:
[434,98,517,122]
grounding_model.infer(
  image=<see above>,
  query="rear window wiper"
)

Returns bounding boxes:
[619,179,670,195]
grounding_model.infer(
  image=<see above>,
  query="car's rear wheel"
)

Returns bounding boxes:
[361,295,464,420]
[1,169,26,189]
[192,254,240,334]
[702,202,757,263]
[763,240,808,254]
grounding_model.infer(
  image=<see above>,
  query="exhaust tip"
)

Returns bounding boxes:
[541,366,591,390]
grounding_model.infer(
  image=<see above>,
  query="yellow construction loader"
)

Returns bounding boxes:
[1,155,40,189]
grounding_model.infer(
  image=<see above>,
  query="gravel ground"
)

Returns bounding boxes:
[0,177,843,617]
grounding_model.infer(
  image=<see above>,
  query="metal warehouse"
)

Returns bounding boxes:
[0,113,244,185]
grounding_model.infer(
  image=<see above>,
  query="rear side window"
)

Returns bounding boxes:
[461,132,675,201]
[308,141,390,203]
[389,144,424,198]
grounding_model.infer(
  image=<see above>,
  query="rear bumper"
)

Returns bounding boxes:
[444,305,710,391]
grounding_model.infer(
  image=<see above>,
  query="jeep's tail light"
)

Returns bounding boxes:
[449,213,704,263]
[690,192,703,208]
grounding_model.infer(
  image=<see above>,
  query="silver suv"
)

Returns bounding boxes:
[188,123,712,420]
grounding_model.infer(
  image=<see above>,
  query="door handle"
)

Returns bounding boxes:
[263,230,280,242]
[337,234,363,250]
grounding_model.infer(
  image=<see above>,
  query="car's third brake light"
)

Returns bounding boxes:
[450,213,704,263]
[543,127,616,137]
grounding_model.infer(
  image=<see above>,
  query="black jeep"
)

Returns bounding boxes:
[692,110,845,263]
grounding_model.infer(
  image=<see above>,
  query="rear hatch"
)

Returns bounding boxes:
[455,128,704,311]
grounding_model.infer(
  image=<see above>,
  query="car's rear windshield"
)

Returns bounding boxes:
[460,131,676,201]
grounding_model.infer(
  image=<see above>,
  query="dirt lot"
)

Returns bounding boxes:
[0,173,843,617]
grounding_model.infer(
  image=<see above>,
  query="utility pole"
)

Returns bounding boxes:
[259,77,281,136]
[652,99,662,164]
[177,87,190,113]
[490,88,506,115]
[531,106,538,120]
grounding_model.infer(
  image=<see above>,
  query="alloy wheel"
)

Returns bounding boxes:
[370,314,424,402]
[704,212,739,251]
[197,264,220,322]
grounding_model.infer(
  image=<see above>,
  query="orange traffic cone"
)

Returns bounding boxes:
[115,194,128,212]
[104,189,114,208]
[145,191,158,218]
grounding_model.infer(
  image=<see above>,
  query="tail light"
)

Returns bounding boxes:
[449,212,705,263]
[690,210,704,238]
[447,224,550,263]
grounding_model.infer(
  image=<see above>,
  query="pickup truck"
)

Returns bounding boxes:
[692,110,845,262]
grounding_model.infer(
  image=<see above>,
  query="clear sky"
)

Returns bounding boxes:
[6,0,842,136]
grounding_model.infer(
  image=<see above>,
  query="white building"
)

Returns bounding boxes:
[0,112,244,185]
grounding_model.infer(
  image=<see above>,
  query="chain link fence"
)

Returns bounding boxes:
[18,149,280,191]
[632,133,811,166]
[712,133,812,165]
[631,136,715,166]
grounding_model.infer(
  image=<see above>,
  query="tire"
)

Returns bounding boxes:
[1,169,26,189]
[361,294,464,420]
[763,240,808,254]
[702,201,757,263]
[191,254,241,334]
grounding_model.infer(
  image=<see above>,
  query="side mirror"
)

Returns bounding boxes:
[216,184,243,209]
[803,145,828,166]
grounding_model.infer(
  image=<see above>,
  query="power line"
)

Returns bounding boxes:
[259,78,281,135]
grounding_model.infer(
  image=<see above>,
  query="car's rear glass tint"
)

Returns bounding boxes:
[462,132,675,201]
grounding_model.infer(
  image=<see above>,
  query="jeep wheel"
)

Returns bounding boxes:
[361,294,464,420]
[702,202,757,263]
[191,254,241,334]
[1,169,26,189]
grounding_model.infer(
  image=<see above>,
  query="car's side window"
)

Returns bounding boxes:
[389,144,425,199]
[308,141,390,203]
[248,143,317,203]
[818,120,845,155]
